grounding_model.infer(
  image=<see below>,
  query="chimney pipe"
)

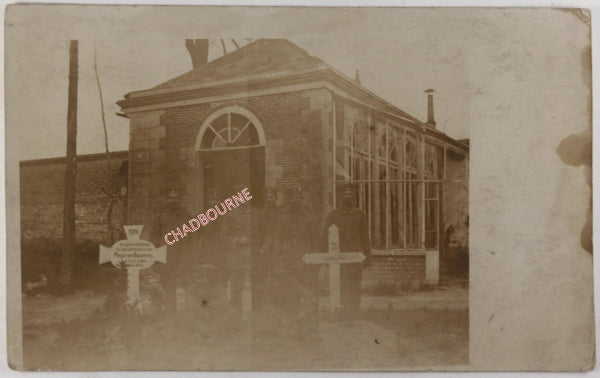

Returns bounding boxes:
[185,39,209,68]
[425,88,436,128]
[354,69,361,84]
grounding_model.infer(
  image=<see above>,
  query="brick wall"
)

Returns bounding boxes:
[20,151,129,244]
[127,89,333,240]
[362,255,427,293]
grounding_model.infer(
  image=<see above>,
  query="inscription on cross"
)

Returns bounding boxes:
[302,224,365,312]
[99,225,166,310]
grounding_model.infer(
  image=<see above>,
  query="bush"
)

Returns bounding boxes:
[21,237,62,286]
[21,237,121,295]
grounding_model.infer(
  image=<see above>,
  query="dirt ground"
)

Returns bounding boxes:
[22,284,468,371]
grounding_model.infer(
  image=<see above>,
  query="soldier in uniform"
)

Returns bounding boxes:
[274,187,320,332]
[193,188,228,310]
[322,183,371,317]
[259,187,282,284]
[220,185,265,314]
[150,189,197,315]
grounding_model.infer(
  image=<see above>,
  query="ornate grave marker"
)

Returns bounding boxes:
[99,225,167,310]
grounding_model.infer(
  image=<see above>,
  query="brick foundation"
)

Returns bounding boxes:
[362,255,427,293]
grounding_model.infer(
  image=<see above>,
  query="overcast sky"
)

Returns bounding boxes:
[5,6,589,161]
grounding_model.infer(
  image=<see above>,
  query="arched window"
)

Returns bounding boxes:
[424,144,438,177]
[405,138,418,170]
[195,106,265,151]
[352,119,369,153]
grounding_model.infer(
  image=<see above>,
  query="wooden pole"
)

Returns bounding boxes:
[332,100,336,208]
[60,40,78,289]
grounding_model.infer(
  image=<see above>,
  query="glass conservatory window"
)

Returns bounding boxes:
[334,112,446,251]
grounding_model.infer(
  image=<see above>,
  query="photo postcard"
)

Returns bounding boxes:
[4,5,594,371]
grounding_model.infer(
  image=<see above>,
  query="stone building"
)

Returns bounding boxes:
[117,39,469,290]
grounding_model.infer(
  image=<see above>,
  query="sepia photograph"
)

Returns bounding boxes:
[4,5,593,372]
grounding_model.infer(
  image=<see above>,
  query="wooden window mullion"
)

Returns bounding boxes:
[402,127,407,250]
[385,123,390,250]
[420,133,425,249]
[332,100,337,208]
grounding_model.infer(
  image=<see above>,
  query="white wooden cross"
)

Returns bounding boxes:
[302,224,365,312]
[99,225,167,310]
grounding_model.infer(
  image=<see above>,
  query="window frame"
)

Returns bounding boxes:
[195,105,266,152]
[333,106,460,253]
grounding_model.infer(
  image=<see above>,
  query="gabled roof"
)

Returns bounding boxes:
[153,39,324,90]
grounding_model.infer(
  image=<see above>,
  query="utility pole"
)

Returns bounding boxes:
[60,40,78,289]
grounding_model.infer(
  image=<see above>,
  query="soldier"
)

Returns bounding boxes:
[150,188,197,315]
[260,187,282,284]
[322,183,371,317]
[193,188,228,310]
[274,187,320,331]
[220,184,265,314]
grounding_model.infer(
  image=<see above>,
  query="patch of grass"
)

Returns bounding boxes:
[23,300,468,370]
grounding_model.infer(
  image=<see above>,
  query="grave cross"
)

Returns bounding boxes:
[99,225,167,310]
[302,224,365,312]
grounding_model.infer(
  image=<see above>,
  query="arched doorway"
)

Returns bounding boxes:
[196,106,266,208]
